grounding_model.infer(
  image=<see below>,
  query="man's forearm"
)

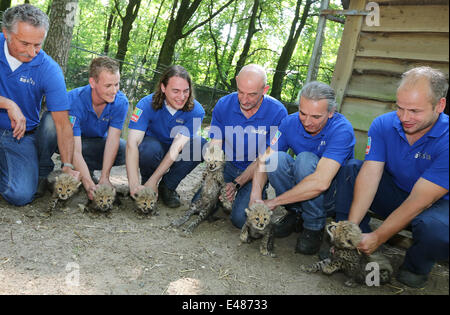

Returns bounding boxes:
[55,118,74,165]
[101,134,120,180]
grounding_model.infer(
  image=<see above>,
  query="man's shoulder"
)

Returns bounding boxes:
[114,90,129,106]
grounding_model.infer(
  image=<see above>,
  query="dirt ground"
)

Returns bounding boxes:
[0,163,448,295]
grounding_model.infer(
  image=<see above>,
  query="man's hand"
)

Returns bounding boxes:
[357,232,381,255]
[7,102,26,140]
[130,184,145,198]
[62,165,81,181]
[225,182,237,202]
[263,199,277,211]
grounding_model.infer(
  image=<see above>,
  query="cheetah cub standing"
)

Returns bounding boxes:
[171,144,229,234]
[240,203,276,257]
[84,184,120,214]
[131,186,158,216]
[300,221,393,287]
[46,170,82,215]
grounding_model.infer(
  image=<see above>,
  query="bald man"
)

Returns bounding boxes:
[207,64,288,228]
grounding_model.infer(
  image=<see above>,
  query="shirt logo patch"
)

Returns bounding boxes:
[271,130,282,146]
[69,115,76,128]
[131,108,143,123]
[176,118,185,124]
[414,152,432,160]
[19,75,36,86]
[365,136,371,155]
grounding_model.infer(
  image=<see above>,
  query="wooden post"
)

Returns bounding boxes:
[330,0,366,111]
[306,0,330,83]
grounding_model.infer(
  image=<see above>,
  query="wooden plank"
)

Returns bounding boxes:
[353,57,449,76]
[362,5,449,33]
[346,73,399,102]
[354,129,369,160]
[356,32,449,62]
[330,0,366,111]
[341,97,395,132]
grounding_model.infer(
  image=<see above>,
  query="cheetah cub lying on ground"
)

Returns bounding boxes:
[131,186,158,216]
[171,144,230,234]
[46,170,82,215]
[300,221,393,287]
[240,203,276,257]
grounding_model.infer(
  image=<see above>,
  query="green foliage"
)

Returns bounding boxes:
[18,0,344,106]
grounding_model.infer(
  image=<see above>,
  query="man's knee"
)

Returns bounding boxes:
[294,151,319,179]
[267,151,292,180]
[2,189,34,206]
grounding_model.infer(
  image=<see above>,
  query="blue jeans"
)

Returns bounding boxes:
[0,129,38,206]
[267,151,336,231]
[138,135,207,190]
[219,161,267,229]
[335,159,449,275]
[37,111,126,178]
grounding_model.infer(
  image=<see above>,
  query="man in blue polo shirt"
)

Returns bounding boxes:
[36,56,128,200]
[0,4,78,206]
[127,65,206,208]
[209,64,288,229]
[335,67,449,288]
[250,81,355,255]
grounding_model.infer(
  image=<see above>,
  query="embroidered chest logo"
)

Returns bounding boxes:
[176,118,185,124]
[131,108,143,122]
[19,75,36,86]
[318,140,326,150]
[414,152,431,160]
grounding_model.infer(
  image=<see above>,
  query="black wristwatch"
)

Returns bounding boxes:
[232,179,241,190]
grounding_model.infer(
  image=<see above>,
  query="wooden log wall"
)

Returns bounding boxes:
[331,0,449,159]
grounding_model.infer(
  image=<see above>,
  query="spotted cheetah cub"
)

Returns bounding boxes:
[131,186,158,215]
[300,221,393,287]
[85,184,120,214]
[46,170,82,215]
[171,144,229,233]
[240,203,275,257]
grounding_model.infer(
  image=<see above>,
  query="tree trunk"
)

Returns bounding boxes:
[230,0,260,90]
[103,6,116,55]
[270,0,312,101]
[0,0,11,14]
[115,0,141,73]
[44,0,78,75]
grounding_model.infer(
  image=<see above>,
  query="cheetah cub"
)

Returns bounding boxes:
[46,170,82,215]
[85,184,120,214]
[171,144,230,233]
[240,203,276,257]
[131,186,158,215]
[300,221,393,287]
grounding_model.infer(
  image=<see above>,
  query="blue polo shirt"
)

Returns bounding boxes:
[366,111,449,200]
[272,112,355,166]
[128,93,205,144]
[210,92,288,170]
[0,34,69,131]
[68,85,129,137]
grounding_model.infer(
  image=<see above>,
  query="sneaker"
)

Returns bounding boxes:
[296,228,324,255]
[396,266,428,288]
[274,212,302,238]
[34,178,48,199]
[158,181,181,208]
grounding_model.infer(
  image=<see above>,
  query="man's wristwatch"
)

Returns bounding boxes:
[232,179,241,190]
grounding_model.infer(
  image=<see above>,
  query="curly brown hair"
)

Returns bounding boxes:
[152,65,195,112]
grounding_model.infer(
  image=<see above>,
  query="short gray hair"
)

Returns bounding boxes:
[2,4,49,34]
[399,66,448,106]
[299,81,337,112]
